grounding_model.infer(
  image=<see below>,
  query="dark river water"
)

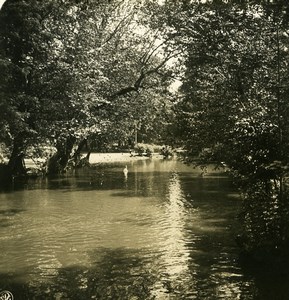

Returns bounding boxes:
[0,159,288,299]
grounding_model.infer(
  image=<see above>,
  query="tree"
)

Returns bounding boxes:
[0,0,177,176]
[0,0,60,175]
[43,0,178,173]
[165,0,289,257]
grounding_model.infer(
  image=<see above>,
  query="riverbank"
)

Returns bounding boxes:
[19,152,157,169]
[1,153,162,175]
[88,152,153,164]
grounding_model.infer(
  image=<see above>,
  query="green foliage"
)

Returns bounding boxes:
[165,1,289,257]
[0,0,176,175]
[0,0,59,174]
[237,180,289,258]
[134,143,154,157]
[160,145,173,159]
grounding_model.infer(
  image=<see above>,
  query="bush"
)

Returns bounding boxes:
[237,180,289,260]
[134,143,158,157]
[160,145,173,158]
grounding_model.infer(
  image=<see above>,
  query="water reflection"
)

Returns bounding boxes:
[1,159,287,299]
[0,248,157,299]
[164,172,190,274]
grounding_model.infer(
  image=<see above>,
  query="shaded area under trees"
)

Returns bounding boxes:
[162,0,289,261]
[0,0,177,177]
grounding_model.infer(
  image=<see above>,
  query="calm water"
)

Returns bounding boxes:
[0,159,288,299]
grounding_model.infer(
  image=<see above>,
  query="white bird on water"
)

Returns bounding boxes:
[123,165,128,176]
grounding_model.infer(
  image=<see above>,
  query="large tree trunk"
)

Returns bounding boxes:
[8,135,27,177]
[73,138,87,166]
[73,138,91,168]
[47,136,76,175]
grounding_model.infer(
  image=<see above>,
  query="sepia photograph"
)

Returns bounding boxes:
[1,0,289,299]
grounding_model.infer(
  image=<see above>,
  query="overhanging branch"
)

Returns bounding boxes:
[109,50,181,100]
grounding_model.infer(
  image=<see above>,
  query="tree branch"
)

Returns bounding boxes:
[109,51,181,100]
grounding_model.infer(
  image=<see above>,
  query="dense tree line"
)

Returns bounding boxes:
[158,0,289,259]
[0,0,177,176]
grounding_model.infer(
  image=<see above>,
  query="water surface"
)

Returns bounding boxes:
[0,159,287,299]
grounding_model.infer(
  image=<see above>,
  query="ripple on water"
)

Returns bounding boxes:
[0,160,254,299]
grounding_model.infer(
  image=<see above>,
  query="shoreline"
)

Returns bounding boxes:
[88,152,152,164]
[1,152,162,170]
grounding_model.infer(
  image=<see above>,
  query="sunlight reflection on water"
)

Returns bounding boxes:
[0,159,269,299]
[163,172,191,277]
[151,171,194,298]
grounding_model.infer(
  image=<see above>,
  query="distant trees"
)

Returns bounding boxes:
[0,0,176,175]
[164,1,289,257]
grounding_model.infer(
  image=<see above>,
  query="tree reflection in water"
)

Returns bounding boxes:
[2,160,289,299]
[1,248,157,300]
